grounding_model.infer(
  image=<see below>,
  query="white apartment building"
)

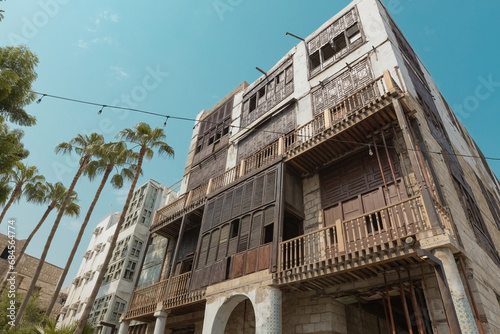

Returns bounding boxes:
[59,180,176,332]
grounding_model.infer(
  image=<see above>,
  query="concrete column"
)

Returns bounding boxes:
[153,310,168,334]
[432,248,479,334]
[254,286,282,334]
[117,319,130,334]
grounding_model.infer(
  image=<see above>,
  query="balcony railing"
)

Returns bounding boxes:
[125,280,168,319]
[279,195,439,274]
[151,72,398,233]
[125,272,205,320]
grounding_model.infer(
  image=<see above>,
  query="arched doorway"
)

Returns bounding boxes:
[224,298,255,334]
[210,294,256,334]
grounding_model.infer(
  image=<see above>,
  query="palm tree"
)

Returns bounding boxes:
[0,182,79,294]
[45,142,136,317]
[75,123,174,334]
[0,162,45,224]
[15,133,104,326]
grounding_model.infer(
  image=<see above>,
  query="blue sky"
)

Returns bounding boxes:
[1,0,499,287]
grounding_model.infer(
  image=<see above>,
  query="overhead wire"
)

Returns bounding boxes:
[30,90,500,163]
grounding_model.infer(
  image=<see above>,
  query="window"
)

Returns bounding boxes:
[103,260,124,284]
[130,239,143,257]
[308,8,363,75]
[249,94,257,112]
[123,260,137,280]
[230,219,240,238]
[263,223,274,244]
[110,301,126,322]
[310,51,321,72]
[332,33,347,54]
[0,247,8,259]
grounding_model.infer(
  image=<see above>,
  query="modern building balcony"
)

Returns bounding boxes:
[124,271,206,322]
[274,193,456,289]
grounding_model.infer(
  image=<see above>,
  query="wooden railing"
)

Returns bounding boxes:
[244,140,280,175]
[151,72,397,233]
[280,195,427,272]
[125,272,205,320]
[125,280,168,319]
[210,164,240,193]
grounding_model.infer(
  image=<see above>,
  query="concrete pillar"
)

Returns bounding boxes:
[253,286,282,334]
[117,319,130,334]
[153,310,168,334]
[432,248,479,334]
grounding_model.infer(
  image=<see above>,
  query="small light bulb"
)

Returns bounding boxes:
[369,144,373,156]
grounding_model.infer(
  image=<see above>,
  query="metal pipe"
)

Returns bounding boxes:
[384,272,396,334]
[398,269,413,334]
[407,268,425,334]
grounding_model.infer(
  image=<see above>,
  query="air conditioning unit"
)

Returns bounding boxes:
[83,271,92,280]
[83,250,92,259]
[72,277,81,285]
[94,243,104,252]
[70,301,80,310]
[93,227,102,235]
[97,264,103,271]
[107,236,113,243]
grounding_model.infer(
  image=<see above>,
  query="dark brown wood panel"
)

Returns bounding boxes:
[257,244,271,271]
[231,252,245,278]
[245,248,258,274]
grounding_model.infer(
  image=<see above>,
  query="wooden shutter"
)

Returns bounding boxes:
[212,196,224,228]
[241,181,253,213]
[206,229,220,267]
[231,186,243,217]
[252,175,265,209]
[201,201,215,233]
[264,206,274,226]
[221,191,233,223]
[263,169,277,204]
[217,224,230,261]
[238,216,251,253]
[249,213,263,249]
[196,234,210,269]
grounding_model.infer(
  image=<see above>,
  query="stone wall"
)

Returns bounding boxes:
[223,299,255,334]
[282,290,347,334]
[302,174,323,234]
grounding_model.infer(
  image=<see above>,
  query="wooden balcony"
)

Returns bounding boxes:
[151,71,402,236]
[275,194,454,289]
[124,272,206,322]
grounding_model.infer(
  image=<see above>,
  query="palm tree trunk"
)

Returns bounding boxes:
[14,157,89,327]
[45,165,113,317]
[75,150,145,334]
[0,204,54,294]
[0,184,21,224]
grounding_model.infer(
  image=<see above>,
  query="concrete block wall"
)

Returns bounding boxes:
[282,290,347,334]
[302,174,323,234]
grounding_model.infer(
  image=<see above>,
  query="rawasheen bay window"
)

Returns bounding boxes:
[308,7,363,76]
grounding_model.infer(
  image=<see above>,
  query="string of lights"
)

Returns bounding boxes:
[30,91,500,162]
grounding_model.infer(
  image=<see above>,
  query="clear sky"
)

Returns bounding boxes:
[1,0,499,288]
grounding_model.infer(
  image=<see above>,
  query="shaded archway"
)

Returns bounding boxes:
[209,294,255,334]
[224,298,255,334]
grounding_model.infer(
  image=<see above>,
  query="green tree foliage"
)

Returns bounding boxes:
[75,123,174,334]
[0,162,45,224]
[0,45,39,126]
[0,290,44,333]
[0,117,29,203]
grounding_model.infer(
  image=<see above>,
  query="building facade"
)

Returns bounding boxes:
[59,180,174,332]
[0,234,65,314]
[119,0,500,333]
